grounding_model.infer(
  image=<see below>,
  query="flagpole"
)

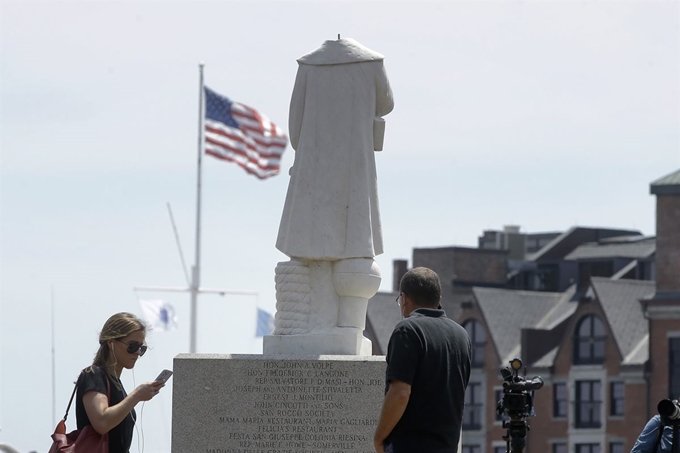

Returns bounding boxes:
[51,285,56,428]
[190,62,205,354]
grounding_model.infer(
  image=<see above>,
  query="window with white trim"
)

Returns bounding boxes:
[463,319,486,368]
[670,337,680,399]
[610,381,624,416]
[575,380,602,428]
[463,382,483,430]
[609,442,624,453]
[554,382,567,418]
[552,443,567,453]
[576,443,601,453]
[574,315,606,365]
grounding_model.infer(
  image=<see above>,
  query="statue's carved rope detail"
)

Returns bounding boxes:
[273,260,310,335]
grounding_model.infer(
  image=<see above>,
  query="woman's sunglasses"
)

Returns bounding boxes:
[116,339,147,356]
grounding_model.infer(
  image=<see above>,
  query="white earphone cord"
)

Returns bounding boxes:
[111,343,144,453]
[131,369,145,453]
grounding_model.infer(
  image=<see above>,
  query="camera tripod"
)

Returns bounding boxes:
[501,419,530,453]
[496,358,543,453]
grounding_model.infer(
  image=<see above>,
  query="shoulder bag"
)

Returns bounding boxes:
[48,369,110,453]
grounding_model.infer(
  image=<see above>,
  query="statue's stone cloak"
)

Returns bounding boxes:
[276,38,394,260]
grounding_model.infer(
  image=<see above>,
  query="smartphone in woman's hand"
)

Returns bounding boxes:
[155,369,173,383]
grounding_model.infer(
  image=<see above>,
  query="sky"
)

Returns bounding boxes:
[0,1,678,452]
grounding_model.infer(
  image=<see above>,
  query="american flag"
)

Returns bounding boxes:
[204,86,288,179]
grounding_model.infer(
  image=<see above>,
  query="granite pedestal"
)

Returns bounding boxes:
[172,354,386,453]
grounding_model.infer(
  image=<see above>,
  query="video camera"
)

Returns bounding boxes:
[659,399,680,421]
[496,357,544,453]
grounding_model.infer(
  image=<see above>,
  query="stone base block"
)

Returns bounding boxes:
[263,334,372,356]
[172,354,386,453]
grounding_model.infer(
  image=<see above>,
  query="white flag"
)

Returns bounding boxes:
[256,308,275,337]
[139,299,178,332]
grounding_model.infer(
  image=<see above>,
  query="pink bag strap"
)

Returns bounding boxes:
[62,367,111,422]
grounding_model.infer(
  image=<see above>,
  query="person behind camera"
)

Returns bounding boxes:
[76,312,166,453]
[630,399,677,453]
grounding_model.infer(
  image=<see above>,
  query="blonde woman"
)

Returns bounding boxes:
[75,312,165,453]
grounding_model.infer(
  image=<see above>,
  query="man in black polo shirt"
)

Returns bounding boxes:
[374,267,472,453]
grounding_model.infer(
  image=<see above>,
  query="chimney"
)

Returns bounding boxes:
[503,225,521,234]
[643,169,680,419]
[650,170,680,293]
[393,259,408,293]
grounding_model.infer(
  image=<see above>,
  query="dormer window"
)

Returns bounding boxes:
[463,319,486,368]
[573,315,606,365]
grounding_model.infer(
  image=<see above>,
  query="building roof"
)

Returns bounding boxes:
[624,335,649,365]
[535,285,578,329]
[472,278,653,368]
[527,227,642,262]
[650,169,680,195]
[364,291,401,354]
[472,287,566,362]
[564,237,655,261]
[590,277,655,364]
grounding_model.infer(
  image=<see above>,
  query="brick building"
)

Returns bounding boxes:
[364,169,680,453]
[645,170,680,413]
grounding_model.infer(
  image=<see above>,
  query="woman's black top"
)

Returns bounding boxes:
[75,367,136,453]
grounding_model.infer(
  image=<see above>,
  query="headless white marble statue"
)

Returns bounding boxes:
[264,38,394,356]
